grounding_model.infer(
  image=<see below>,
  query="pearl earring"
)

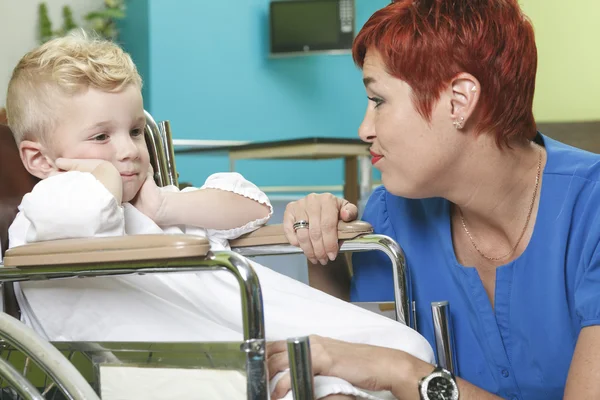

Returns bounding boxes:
[453,116,465,130]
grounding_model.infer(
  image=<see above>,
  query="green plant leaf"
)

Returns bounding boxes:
[84,9,125,20]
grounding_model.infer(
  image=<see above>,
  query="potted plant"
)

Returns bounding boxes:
[38,0,126,43]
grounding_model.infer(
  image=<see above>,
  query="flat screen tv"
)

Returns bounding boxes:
[269,0,355,56]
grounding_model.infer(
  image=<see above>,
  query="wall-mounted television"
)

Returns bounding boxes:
[269,0,355,57]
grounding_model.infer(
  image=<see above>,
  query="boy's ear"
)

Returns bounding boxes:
[19,140,56,179]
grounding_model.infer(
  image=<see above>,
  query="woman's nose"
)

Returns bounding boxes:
[358,108,376,143]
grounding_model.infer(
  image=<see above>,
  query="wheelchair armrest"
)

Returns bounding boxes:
[230,220,373,248]
[3,234,210,267]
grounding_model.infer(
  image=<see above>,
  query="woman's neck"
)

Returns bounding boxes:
[443,135,546,257]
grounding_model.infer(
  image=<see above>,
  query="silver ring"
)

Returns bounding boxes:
[293,220,310,232]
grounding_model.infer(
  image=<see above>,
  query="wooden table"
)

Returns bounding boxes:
[174,137,372,206]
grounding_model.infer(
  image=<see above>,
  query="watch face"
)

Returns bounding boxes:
[420,370,459,400]
[427,376,456,400]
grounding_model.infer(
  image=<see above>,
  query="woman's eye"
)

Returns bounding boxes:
[368,96,384,108]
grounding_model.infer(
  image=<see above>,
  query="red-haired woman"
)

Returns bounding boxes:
[269,1,600,399]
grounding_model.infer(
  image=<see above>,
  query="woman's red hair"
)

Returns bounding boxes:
[353,0,538,146]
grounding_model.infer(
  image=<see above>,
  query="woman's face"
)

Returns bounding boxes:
[359,50,465,198]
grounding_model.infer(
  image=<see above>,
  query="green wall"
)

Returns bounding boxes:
[520,0,600,122]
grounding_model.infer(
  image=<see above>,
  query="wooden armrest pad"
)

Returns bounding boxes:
[3,234,210,267]
[230,221,373,248]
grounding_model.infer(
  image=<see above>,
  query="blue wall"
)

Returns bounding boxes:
[118,0,151,109]
[122,0,388,190]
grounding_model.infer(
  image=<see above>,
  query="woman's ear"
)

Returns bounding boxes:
[449,73,480,129]
[19,140,57,179]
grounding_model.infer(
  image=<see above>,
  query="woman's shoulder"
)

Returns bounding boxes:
[543,134,600,183]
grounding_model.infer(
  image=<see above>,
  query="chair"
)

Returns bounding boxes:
[0,121,272,399]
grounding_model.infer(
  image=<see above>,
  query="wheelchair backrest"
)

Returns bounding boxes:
[0,124,39,258]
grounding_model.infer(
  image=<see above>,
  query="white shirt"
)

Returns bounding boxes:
[5,171,434,400]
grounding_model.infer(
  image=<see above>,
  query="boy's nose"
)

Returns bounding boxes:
[117,136,140,161]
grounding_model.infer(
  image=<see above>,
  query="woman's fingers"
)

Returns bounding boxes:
[283,193,353,264]
[283,202,300,247]
[266,340,292,399]
[304,194,343,264]
[266,340,287,357]
[320,197,344,260]
[267,350,291,379]
[271,372,292,400]
[267,336,340,399]
[339,200,358,222]
[305,196,328,265]
[294,207,317,264]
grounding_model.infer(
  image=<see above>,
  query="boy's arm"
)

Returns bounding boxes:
[55,158,123,203]
[153,173,272,238]
[11,159,125,245]
[157,189,271,230]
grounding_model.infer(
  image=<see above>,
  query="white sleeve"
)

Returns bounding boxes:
[11,171,125,245]
[201,172,273,239]
[175,172,273,240]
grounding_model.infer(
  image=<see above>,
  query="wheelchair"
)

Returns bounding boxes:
[0,112,450,399]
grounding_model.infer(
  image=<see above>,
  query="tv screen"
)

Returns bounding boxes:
[270,0,355,56]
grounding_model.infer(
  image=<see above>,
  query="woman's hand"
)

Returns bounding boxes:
[283,194,358,265]
[267,335,400,400]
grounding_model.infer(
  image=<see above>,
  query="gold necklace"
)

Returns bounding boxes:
[458,146,543,262]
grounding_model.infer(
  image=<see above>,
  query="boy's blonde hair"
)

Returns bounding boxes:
[6,31,142,143]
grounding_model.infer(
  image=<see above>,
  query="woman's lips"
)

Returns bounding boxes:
[370,150,383,165]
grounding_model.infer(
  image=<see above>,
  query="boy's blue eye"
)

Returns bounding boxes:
[367,96,384,108]
[131,128,144,137]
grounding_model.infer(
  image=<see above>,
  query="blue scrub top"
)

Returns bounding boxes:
[351,135,600,399]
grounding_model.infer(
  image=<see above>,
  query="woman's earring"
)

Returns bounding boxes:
[453,116,465,130]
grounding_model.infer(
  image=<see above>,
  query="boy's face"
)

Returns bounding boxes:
[48,85,149,202]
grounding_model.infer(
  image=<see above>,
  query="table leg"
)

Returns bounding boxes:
[343,156,359,206]
[357,155,372,216]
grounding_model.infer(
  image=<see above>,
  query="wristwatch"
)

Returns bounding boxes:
[418,366,459,400]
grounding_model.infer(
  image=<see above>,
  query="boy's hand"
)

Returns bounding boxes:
[131,165,167,224]
[55,158,122,203]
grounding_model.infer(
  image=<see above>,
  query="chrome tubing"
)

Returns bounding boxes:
[144,110,173,187]
[431,301,458,376]
[158,120,179,187]
[287,337,315,400]
[0,356,45,400]
[216,252,269,400]
[233,234,413,329]
[0,312,99,400]
[0,251,269,400]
